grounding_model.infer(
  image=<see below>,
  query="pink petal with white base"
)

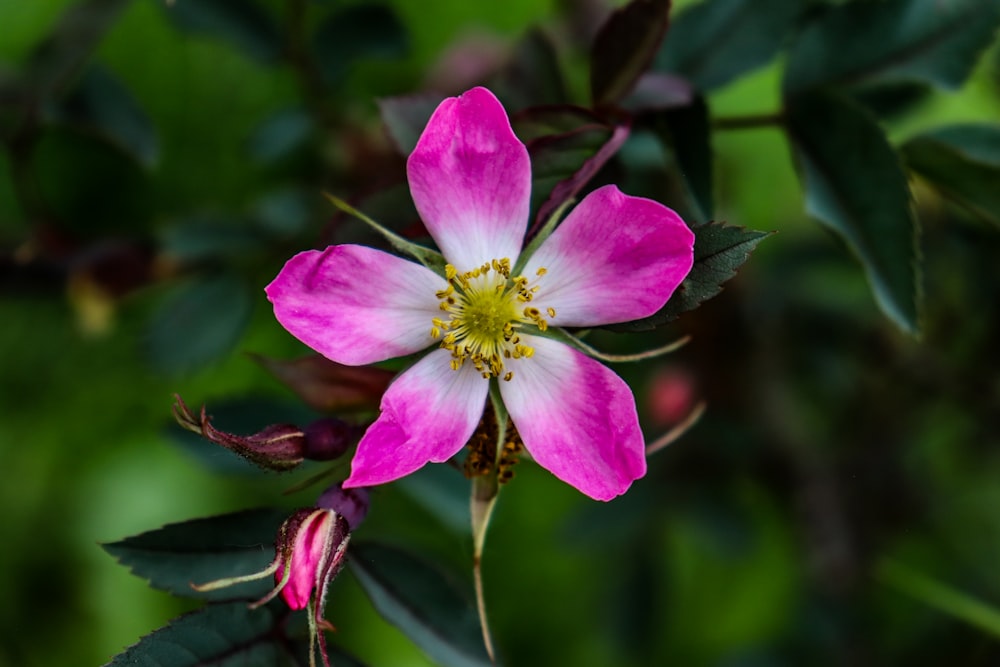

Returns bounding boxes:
[523,185,694,327]
[266,245,445,366]
[344,349,489,487]
[407,87,531,271]
[499,335,646,501]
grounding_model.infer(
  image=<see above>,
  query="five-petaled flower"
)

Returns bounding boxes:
[266,87,694,501]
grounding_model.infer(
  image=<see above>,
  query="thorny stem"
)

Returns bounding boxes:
[471,474,499,664]
[712,112,785,131]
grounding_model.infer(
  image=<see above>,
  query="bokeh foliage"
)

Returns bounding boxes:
[2,0,1000,665]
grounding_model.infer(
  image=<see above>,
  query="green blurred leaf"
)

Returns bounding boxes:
[377,93,442,155]
[105,600,301,666]
[158,215,269,263]
[251,188,317,238]
[145,273,254,374]
[350,542,491,667]
[312,4,409,86]
[23,0,130,98]
[492,29,568,109]
[246,108,315,164]
[396,465,471,534]
[656,0,803,91]
[877,558,1000,639]
[651,96,713,221]
[163,0,283,64]
[902,124,1000,228]
[47,65,158,167]
[606,220,770,331]
[102,509,287,601]
[786,90,921,335]
[784,0,1000,95]
[590,0,672,107]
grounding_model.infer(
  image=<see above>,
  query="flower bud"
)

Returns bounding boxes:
[172,395,306,471]
[191,508,351,667]
[317,483,370,530]
[302,418,358,461]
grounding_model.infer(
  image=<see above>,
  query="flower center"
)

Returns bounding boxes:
[430,258,555,381]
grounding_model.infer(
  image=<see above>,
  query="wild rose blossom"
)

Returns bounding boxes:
[266,87,694,501]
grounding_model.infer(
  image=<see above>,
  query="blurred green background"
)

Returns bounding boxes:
[3,0,1000,665]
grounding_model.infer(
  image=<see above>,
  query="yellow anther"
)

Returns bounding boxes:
[547,307,556,318]
[503,371,513,382]
[445,264,457,280]
[535,267,547,276]
[430,327,440,338]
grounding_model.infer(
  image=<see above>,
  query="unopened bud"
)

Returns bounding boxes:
[302,418,357,461]
[172,395,305,471]
[317,483,370,529]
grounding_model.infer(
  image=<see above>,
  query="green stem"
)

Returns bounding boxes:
[471,474,499,663]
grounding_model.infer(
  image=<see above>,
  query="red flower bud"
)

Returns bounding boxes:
[317,483,370,530]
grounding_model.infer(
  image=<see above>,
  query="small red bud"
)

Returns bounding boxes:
[317,483,370,529]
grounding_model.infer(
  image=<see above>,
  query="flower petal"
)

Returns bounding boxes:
[343,349,489,487]
[266,244,445,366]
[499,335,646,501]
[407,87,531,271]
[522,184,694,327]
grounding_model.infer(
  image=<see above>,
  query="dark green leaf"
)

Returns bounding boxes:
[251,188,317,238]
[656,0,803,91]
[786,90,920,334]
[48,65,158,167]
[513,107,629,230]
[784,0,1000,95]
[492,29,568,109]
[590,0,672,107]
[606,221,770,331]
[651,96,713,221]
[24,0,130,99]
[378,94,442,155]
[902,124,1000,227]
[246,108,315,163]
[396,464,471,533]
[312,5,409,86]
[158,215,268,263]
[105,600,298,667]
[350,542,491,667]
[102,509,287,600]
[144,273,254,374]
[163,0,283,64]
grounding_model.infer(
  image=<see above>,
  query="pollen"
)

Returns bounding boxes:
[430,259,553,379]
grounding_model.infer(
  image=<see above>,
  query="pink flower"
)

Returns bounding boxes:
[266,87,694,501]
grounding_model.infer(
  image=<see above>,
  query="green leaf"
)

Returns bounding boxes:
[312,4,409,87]
[23,0,130,99]
[144,273,254,374]
[163,0,283,64]
[650,96,713,221]
[158,215,269,264]
[784,0,1000,95]
[377,93,443,155]
[902,124,1000,228]
[350,542,491,667]
[605,221,770,332]
[491,29,569,109]
[590,0,672,107]
[105,600,299,666]
[49,65,158,167]
[786,90,920,334]
[246,108,315,164]
[102,509,287,601]
[655,0,803,91]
